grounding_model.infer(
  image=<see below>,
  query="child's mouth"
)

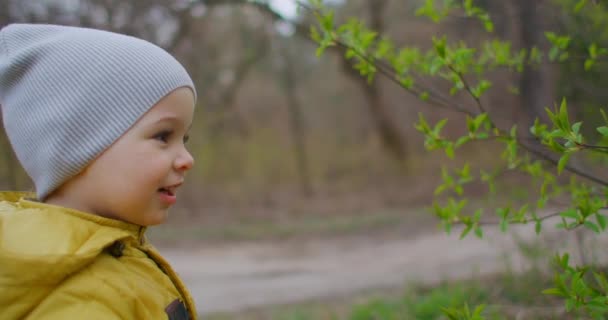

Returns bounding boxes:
[158,188,174,196]
[157,187,177,205]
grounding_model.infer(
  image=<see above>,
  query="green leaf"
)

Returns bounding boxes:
[374,38,394,59]
[320,10,335,31]
[597,213,607,230]
[454,184,463,195]
[466,115,475,133]
[415,113,431,134]
[474,226,483,238]
[399,76,414,89]
[574,0,588,12]
[537,196,547,209]
[445,144,455,159]
[345,49,356,59]
[472,304,486,316]
[557,152,571,175]
[474,113,488,129]
[483,19,494,33]
[444,221,452,234]
[434,184,447,196]
[429,57,444,75]
[543,287,566,297]
[594,272,608,291]
[584,220,600,233]
[559,253,570,267]
[514,204,529,222]
[597,126,608,137]
[548,47,559,61]
[415,0,444,23]
[510,125,517,137]
[433,118,448,134]
[560,208,579,220]
[571,122,582,135]
[500,217,508,232]
[455,136,470,147]
[433,36,447,59]
[559,98,569,130]
[600,109,608,125]
[310,26,322,43]
[309,0,323,8]
[473,207,482,220]
[471,80,492,98]
[590,43,598,58]
[420,91,430,101]
[460,224,473,239]
[535,220,542,235]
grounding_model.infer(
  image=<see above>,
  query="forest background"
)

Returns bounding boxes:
[2,0,608,319]
[0,0,573,238]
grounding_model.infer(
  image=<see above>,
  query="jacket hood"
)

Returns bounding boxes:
[0,191,146,315]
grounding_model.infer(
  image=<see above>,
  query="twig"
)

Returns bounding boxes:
[576,228,588,266]
[576,142,608,153]
[332,40,477,116]
[518,140,608,187]
[447,65,487,115]
[476,211,564,226]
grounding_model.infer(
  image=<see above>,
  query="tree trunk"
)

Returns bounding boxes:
[341,0,409,164]
[279,39,313,197]
[516,0,555,128]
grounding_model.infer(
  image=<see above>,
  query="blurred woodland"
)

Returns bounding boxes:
[1,0,605,227]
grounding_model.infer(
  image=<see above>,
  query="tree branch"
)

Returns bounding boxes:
[473,210,588,232]
[518,139,608,186]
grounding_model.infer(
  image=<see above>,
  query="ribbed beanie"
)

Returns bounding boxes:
[0,24,196,200]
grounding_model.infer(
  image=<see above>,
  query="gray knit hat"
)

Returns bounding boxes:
[0,24,196,200]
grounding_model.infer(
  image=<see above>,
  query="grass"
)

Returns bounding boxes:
[202,267,570,320]
[202,283,493,319]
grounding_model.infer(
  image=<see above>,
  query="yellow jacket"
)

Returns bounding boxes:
[0,192,197,319]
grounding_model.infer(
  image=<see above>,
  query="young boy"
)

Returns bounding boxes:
[0,24,198,319]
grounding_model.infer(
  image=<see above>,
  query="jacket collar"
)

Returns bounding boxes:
[0,191,147,244]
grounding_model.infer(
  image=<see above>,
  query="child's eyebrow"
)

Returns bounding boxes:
[153,116,186,126]
[154,116,179,123]
[153,116,193,132]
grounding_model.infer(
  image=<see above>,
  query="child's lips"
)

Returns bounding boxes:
[157,182,182,205]
[158,191,177,205]
[158,182,183,195]
[158,187,175,196]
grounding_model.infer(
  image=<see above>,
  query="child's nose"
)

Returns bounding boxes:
[175,148,194,172]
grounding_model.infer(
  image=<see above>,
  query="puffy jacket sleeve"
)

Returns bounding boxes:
[24,271,131,320]
[23,251,181,320]
[26,299,124,320]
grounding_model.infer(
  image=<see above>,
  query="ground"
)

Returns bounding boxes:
[157,215,604,316]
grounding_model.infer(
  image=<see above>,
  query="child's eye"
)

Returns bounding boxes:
[183,134,190,144]
[153,130,172,143]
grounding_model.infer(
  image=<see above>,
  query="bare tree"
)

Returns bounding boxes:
[515,0,554,126]
[277,38,313,196]
[341,0,409,164]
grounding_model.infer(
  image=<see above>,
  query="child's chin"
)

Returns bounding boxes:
[144,210,169,226]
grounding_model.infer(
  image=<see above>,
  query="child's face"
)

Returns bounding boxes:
[46,87,195,226]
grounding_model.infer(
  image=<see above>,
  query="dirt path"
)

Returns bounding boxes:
[160,219,607,315]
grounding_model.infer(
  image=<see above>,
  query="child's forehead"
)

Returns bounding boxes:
[138,89,195,125]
